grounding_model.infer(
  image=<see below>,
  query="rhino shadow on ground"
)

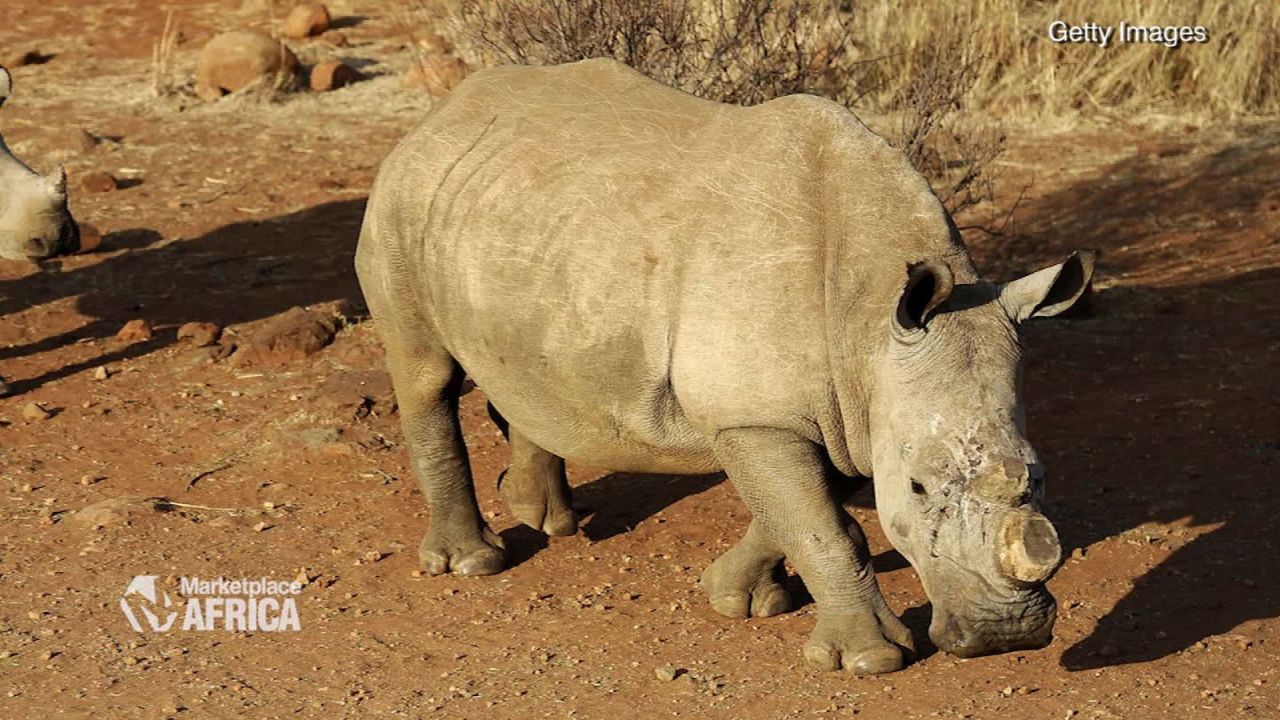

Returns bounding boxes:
[576,472,725,542]
[0,198,368,394]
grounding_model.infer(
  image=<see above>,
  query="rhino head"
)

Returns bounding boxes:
[868,250,1094,658]
[0,67,80,261]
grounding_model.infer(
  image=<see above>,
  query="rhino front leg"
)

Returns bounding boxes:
[700,518,791,618]
[714,427,913,675]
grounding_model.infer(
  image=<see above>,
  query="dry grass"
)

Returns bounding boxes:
[855,0,1280,119]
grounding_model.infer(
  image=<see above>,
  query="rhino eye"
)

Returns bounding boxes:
[910,479,927,497]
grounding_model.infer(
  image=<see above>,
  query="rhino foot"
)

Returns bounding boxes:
[803,607,914,675]
[700,519,791,618]
[419,524,506,576]
[498,468,578,537]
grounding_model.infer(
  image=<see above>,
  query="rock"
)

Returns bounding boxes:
[655,665,681,681]
[22,402,51,422]
[313,370,395,418]
[92,366,109,381]
[282,3,331,39]
[177,322,222,347]
[418,33,454,56]
[318,30,348,47]
[116,319,154,343]
[68,496,154,529]
[234,307,338,365]
[77,223,103,253]
[403,55,468,97]
[196,31,299,102]
[309,60,361,92]
[70,129,100,153]
[80,170,118,193]
[1071,546,1086,560]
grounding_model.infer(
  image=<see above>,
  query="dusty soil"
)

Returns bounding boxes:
[2,2,1279,718]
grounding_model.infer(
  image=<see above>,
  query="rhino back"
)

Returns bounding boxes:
[360,59,958,471]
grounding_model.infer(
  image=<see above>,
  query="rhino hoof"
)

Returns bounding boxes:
[707,583,791,619]
[419,528,506,576]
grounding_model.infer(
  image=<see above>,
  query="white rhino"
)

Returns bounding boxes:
[0,67,80,261]
[356,59,1094,674]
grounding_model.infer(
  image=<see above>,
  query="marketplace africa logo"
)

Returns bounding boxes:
[120,575,302,632]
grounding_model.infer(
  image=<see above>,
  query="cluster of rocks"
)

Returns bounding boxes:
[195,2,470,101]
[195,3,362,101]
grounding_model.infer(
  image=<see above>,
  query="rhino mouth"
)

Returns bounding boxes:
[928,585,1057,658]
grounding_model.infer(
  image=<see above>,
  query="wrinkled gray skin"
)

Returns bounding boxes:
[356,59,1095,674]
[0,67,80,261]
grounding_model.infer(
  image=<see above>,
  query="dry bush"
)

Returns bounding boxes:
[440,0,1006,218]
[452,0,873,107]
[893,40,1009,219]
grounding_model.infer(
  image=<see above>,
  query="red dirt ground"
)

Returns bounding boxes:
[2,2,1279,718]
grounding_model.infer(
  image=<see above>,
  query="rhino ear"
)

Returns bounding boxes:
[48,165,68,197]
[999,251,1096,322]
[0,66,10,107]
[895,259,955,332]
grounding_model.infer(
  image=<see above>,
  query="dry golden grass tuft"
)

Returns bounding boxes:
[856,0,1280,119]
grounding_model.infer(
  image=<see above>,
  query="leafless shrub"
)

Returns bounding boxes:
[430,0,1010,226]
[892,43,1009,220]
[453,0,875,107]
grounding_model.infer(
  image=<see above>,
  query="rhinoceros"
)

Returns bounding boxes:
[0,66,80,261]
[356,58,1094,674]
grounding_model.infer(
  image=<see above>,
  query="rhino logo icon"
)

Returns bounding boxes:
[120,575,178,632]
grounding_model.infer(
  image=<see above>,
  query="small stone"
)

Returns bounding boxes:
[116,319,153,343]
[295,570,311,586]
[362,550,383,564]
[1071,547,1086,560]
[80,170,118,193]
[22,402,52,422]
[655,665,680,681]
[318,30,348,47]
[93,366,110,381]
[177,322,221,347]
[80,475,99,486]
[403,55,468,97]
[196,31,299,102]
[123,656,139,665]
[0,651,12,659]
[310,60,361,92]
[71,129,100,152]
[253,521,271,532]
[235,307,337,366]
[282,3,331,39]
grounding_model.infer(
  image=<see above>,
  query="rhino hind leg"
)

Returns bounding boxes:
[700,518,791,618]
[388,351,506,576]
[489,403,578,537]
